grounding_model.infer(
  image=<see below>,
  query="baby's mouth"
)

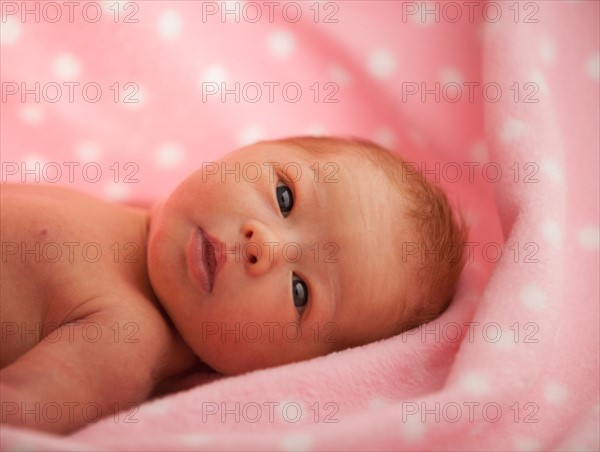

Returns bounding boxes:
[203,237,216,280]
[189,228,216,293]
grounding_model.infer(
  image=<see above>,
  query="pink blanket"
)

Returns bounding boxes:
[1,1,598,450]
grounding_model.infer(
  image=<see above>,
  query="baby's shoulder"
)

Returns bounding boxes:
[0,183,156,351]
[2,184,133,240]
[1,182,136,221]
[2,182,104,202]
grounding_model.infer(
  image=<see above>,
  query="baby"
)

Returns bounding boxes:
[0,136,466,434]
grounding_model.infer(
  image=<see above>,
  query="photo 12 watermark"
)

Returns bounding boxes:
[1,82,140,104]
[1,321,141,345]
[1,240,141,264]
[400,400,539,424]
[402,161,539,185]
[200,400,339,424]
[1,161,140,184]
[401,1,540,24]
[201,160,339,183]
[401,81,539,104]
[199,321,339,344]
[401,240,540,265]
[1,401,139,425]
[201,239,340,266]
[400,321,540,344]
[1,1,139,24]
[200,1,340,24]
[201,81,339,104]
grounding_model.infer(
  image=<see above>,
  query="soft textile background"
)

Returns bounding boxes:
[1,0,598,450]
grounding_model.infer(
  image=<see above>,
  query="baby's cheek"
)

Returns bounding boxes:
[193,330,287,375]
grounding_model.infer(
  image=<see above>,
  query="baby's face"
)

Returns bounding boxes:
[148,140,414,374]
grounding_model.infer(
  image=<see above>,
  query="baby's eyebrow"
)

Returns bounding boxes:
[307,167,321,205]
[323,262,339,319]
[282,144,341,318]
[302,169,339,320]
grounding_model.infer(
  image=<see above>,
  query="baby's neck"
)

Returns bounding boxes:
[135,206,204,386]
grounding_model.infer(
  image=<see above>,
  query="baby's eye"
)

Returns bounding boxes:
[292,274,309,314]
[276,182,294,217]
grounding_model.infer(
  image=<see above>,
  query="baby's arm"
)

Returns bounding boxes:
[1,306,163,434]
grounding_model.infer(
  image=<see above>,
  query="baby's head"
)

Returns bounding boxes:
[148,136,467,374]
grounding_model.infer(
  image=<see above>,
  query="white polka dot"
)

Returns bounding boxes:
[470,140,489,163]
[539,37,555,64]
[278,399,305,416]
[267,29,295,58]
[0,16,21,45]
[201,64,229,85]
[305,124,328,136]
[280,433,313,452]
[74,141,103,161]
[369,397,390,409]
[439,67,464,85]
[122,84,146,110]
[459,372,491,395]
[158,10,182,41]
[238,124,265,147]
[17,105,45,126]
[154,142,185,169]
[540,159,564,184]
[141,399,170,416]
[515,436,541,452]
[53,53,82,79]
[400,413,426,441]
[101,0,127,15]
[373,127,397,149]
[576,225,600,250]
[544,382,568,405]
[541,220,563,246]
[530,70,548,94]
[22,153,47,169]
[585,53,599,80]
[409,4,435,26]
[221,0,243,22]
[500,118,526,143]
[491,332,516,351]
[328,64,352,87]
[367,48,397,80]
[103,183,131,201]
[180,433,212,446]
[519,284,547,311]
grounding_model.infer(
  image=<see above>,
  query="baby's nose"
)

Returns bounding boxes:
[241,220,281,275]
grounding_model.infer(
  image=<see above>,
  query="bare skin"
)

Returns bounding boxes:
[0,184,198,433]
[0,140,416,434]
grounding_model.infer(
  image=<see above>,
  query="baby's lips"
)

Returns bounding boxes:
[203,230,226,286]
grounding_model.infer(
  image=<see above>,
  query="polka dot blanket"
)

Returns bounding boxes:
[1,0,598,450]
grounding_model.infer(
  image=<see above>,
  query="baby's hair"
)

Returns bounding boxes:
[272,135,468,338]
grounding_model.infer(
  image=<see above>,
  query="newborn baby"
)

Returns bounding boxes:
[0,136,466,434]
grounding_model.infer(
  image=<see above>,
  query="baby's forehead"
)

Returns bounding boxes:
[268,137,362,157]
[258,138,382,172]
[245,138,411,220]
